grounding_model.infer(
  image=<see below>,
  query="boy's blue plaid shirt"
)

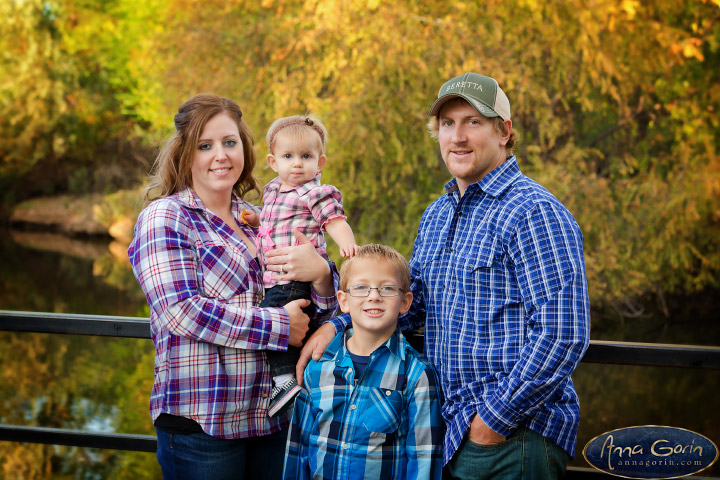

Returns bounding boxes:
[332,157,590,464]
[283,328,443,480]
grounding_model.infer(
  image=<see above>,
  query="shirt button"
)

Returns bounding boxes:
[350,404,357,410]
[385,390,392,396]
[263,393,268,398]
[342,443,349,449]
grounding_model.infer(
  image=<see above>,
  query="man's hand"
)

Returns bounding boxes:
[295,322,336,385]
[468,415,506,446]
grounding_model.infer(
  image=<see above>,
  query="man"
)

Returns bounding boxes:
[300,72,590,479]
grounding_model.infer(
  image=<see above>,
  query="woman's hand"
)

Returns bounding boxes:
[285,298,311,347]
[264,229,334,296]
[295,322,337,385]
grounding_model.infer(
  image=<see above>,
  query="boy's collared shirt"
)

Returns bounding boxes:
[258,174,346,289]
[284,328,443,480]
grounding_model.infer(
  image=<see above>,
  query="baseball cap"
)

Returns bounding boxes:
[428,72,511,121]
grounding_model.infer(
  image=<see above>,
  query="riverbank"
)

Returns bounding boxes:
[9,191,140,242]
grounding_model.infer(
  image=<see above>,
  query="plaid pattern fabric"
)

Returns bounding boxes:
[331,157,590,463]
[128,188,338,439]
[258,174,346,289]
[284,329,444,480]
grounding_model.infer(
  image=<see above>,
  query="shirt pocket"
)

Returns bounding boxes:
[418,244,446,294]
[362,388,403,434]
[465,233,502,268]
[197,244,250,299]
[461,235,504,302]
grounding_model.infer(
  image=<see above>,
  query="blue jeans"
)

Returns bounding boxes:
[443,426,570,480]
[156,427,288,480]
[260,281,314,377]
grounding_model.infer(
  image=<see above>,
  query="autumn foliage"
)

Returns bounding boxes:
[1,0,719,316]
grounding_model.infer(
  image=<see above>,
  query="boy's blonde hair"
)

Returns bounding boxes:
[339,244,410,292]
[265,114,329,155]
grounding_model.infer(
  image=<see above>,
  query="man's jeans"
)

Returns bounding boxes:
[156,427,288,480]
[444,426,570,480]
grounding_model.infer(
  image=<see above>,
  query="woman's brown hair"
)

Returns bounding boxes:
[143,94,262,204]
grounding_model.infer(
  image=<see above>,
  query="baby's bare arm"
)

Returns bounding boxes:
[324,218,359,258]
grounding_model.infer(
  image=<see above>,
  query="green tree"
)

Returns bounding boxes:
[3,0,719,315]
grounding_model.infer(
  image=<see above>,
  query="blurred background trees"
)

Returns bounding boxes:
[1,1,719,478]
[1,0,718,318]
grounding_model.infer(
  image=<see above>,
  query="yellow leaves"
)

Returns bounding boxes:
[669,37,704,61]
[683,38,704,61]
[621,0,639,18]
[517,0,540,11]
[452,0,468,12]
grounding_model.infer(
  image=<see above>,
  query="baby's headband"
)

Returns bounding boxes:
[267,117,326,149]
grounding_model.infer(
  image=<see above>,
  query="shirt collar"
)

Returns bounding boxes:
[174,187,244,216]
[320,327,406,365]
[444,155,521,199]
[269,173,322,197]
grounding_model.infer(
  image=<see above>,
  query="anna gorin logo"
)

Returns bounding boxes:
[583,426,718,479]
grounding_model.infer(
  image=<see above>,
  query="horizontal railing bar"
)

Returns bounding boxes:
[0,310,150,338]
[3,310,720,369]
[0,425,623,478]
[403,333,720,370]
[580,339,720,369]
[0,425,156,452]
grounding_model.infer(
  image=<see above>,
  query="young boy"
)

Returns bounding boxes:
[283,244,443,480]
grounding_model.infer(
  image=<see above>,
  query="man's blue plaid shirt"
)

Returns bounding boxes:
[332,156,590,464]
[283,328,444,479]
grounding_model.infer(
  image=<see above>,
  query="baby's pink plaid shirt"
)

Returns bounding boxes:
[258,174,346,289]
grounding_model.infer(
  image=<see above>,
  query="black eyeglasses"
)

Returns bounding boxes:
[345,285,405,297]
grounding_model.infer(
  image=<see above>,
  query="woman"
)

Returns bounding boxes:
[128,94,337,479]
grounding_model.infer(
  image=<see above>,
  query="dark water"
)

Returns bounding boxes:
[0,228,718,478]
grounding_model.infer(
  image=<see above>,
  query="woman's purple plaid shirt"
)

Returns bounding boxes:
[128,188,338,438]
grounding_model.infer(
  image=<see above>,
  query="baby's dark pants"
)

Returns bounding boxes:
[260,281,315,377]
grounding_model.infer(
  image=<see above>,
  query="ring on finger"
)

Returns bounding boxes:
[280,264,284,274]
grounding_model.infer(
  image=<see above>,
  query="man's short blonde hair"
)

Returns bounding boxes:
[339,244,410,292]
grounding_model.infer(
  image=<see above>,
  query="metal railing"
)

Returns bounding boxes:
[2,310,719,478]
